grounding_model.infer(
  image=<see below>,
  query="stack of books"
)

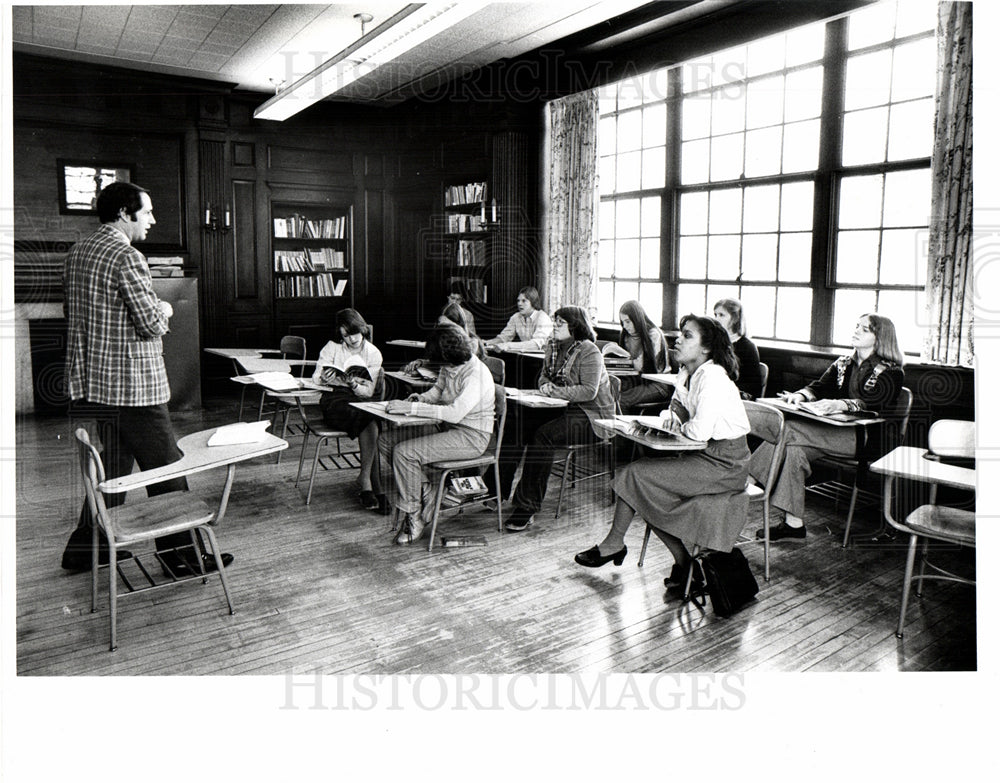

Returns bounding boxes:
[441,475,490,507]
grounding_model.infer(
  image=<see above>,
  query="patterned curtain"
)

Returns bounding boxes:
[542,89,599,314]
[923,1,973,366]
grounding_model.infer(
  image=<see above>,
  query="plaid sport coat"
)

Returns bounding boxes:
[63,224,171,406]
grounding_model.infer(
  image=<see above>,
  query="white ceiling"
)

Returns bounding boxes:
[10,2,698,104]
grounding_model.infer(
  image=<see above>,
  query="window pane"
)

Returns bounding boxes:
[741,286,776,338]
[617,109,642,152]
[643,103,667,145]
[682,60,713,95]
[780,181,814,231]
[775,287,812,341]
[743,184,780,232]
[597,240,615,278]
[785,23,825,68]
[710,133,744,181]
[599,201,615,239]
[615,150,642,192]
[640,197,661,236]
[880,228,927,286]
[877,288,924,354]
[707,234,741,279]
[741,233,778,281]
[883,168,930,226]
[617,77,644,110]
[681,139,710,185]
[598,83,617,115]
[599,156,615,194]
[615,239,640,278]
[784,66,823,122]
[746,34,785,78]
[745,75,783,129]
[639,282,663,324]
[682,95,713,140]
[782,119,819,173]
[614,281,640,312]
[778,233,812,282]
[708,188,743,234]
[642,69,670,103]
[839,175,884,229]
[677,284,706,322]
[891,37,935,103]
[711,87,746,135]
[842,106,889,166]
[642,146,666,189]
[599,115,617,157]
[706,284,734,314]
[847,1,897,50]
[845,49,892,111]
[678,235,707,278]
[888,98,933,161]
[833,290,878,344]
[679,191,708,234]
[745,126,783,177]
[894,1,936,38]
[616,199,640,236]
[597,280,615,323]
[639,237,660,278]
[711,46,747,88]
[836,230,880,284]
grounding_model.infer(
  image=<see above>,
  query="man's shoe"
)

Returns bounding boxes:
[61,548,133,573]
[394,513,425,545]
[503,508,534,532]
[756,521,807,541]
[160,551,234,577]
[359,490,379,511]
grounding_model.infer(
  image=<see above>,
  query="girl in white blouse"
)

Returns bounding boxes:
[575,315,751,590]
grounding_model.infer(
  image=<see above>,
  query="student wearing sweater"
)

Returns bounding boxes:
[713,298,762,400]
[378,324,496,545]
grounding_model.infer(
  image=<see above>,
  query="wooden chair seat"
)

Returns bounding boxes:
[902,504,975,546]
[106,492,215,546]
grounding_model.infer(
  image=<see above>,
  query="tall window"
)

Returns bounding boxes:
[595,0,937,353]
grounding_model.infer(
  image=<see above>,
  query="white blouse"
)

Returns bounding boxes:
[665,360,750,441]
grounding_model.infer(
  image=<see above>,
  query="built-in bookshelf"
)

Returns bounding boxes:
[271,203,350,300]
[440,180,491,305]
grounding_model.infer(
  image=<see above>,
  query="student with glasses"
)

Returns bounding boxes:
[488,306,615,532]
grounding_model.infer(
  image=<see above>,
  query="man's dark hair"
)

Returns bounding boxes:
[518,286,542,310]
[96,182,149,224]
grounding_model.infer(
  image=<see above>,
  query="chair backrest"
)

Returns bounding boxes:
[758,362,769,398]
[928,418,975,459]
[280,335,307,377]
[484,355,505,385]
[743,401,786,496]
[608,373,623,415]
[75,428,116,539]
[490,383,508,454]
[892,386,914,445]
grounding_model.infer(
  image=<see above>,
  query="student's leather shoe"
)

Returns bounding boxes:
[756,521,807,541]
[574,545,627,568]
[61,548,134,573]
[359,490,379,511]
[503,508,534,532]
[159,551,234,577]
[663,563,691,588]
[394,513,425,545]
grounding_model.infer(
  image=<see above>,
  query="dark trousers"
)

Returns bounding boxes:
[63,401,191,560]
[491,405,599,513]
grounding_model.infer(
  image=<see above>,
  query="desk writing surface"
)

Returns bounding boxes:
[596,416,707,451]
[387,339,427,349]
[385,370,435,388]
[235,356,293,374]
[640,373,679,385]
[98,429,288,493]
[870,446,976,491]
[756,397,886,427]
[350,400,438,426]
[204,347,264,359]
[503,387,569,408]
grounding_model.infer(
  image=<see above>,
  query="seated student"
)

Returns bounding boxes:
[447,283,477,336]
[606,299,673,412]
[313,308,384,512]
[489,305,615,532]
[403,302,486,376]
[378,324,496,545]
[574,315,751,592]
[713,297,762,400]
[749,313,904,541]
[485,285,553,352]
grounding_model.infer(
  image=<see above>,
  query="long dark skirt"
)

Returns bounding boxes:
[319,388,376,439]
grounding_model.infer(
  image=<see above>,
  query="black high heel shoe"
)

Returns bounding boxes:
[574,545,628,568]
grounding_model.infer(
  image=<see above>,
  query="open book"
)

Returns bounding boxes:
[601,342,631,359]
[316,356,372,386]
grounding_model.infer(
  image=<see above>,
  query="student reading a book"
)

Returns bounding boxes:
[748,313,904,541]
[378,324,495,545]
[485,286,553,352]
[605,299,673,412]
[713,297,762,400]
[313,308,385,512]
[489,306,615,532]
[574,315,750,591]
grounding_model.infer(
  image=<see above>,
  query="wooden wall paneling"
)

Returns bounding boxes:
[198,138,227,346]
[231,179,259,301]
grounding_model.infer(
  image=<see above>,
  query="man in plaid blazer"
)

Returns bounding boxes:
[60,182,232,576]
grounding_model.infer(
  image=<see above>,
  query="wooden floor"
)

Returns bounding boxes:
[15,396,976,675]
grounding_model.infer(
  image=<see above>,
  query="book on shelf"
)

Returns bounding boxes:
[444,181,487,206]
[456,239,486,267]
[274,214,346,239]
[446,213,486,233]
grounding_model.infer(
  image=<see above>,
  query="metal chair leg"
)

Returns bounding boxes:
[896,533,920,638]
[305,435,328,505]
[202,526,236,615]
[426,469,452,552]
[555,450,575,518]
[637,524,652,567]
[108,544,118,652]
[841,484,861,547]
[295,430,310,487]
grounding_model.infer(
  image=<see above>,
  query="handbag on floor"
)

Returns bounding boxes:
[699,547,759,617]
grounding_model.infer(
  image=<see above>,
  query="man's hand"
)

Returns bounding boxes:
[158,301,173,319]
[386,400,412,414]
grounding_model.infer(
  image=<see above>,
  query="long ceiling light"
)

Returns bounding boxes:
[255,2,488,121]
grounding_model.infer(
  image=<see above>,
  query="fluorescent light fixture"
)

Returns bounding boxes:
[255,2,488,121]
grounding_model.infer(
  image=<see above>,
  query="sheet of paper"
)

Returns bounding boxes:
[207,420,271,446]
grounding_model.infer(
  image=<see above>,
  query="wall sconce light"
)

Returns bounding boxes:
[203,204,231,233]
[478,198,500,230]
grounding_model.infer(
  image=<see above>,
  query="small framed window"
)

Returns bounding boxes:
[57,160,134,215]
